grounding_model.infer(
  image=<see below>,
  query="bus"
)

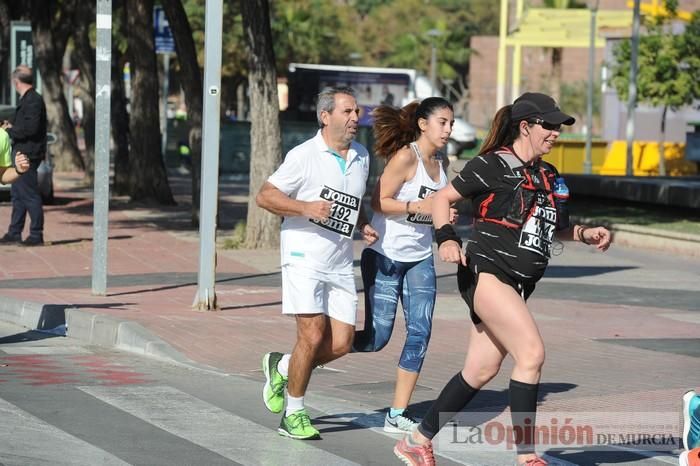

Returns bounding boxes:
[283,63,476,155]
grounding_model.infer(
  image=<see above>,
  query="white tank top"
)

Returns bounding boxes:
[370,142,448,262]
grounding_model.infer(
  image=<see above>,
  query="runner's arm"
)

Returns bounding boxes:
[0,152,29,184]
[372,148,423,215]
[356,205,379,245]
[556,224,612,251]
[256,181,331,220]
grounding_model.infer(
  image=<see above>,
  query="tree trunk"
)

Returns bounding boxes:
[71,1,96,182]
[658,105,667,177]
[111,49,131,196]
[161,0,203,226]
[110,0,130,195]
[29,0,84,171]
[550,47,563,102]
[241,0,282,249]
[125,0,175,205]
[0,0,11,104]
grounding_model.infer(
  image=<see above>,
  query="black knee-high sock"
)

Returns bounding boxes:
[418,372,479,440]
[509,379,539,455]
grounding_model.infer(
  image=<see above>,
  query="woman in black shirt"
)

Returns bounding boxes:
[393,93,612,466]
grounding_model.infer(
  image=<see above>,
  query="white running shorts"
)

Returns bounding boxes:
[281,263,357,325]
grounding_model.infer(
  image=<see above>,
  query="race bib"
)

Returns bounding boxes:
[407,185,436,225]
[309,185,360,238]
[517,194,557,257]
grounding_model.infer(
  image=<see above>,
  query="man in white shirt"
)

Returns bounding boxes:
[256,87,378,440]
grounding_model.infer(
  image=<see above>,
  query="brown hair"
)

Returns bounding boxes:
[372,97,453,159]
[478,104,522,155]
[372,102,417,159]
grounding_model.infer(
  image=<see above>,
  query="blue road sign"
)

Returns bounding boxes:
[153,6,175,54]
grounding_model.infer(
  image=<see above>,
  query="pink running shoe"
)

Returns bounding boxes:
[680,447,700,466]
[519,457,548,466]
[394,436,436,466]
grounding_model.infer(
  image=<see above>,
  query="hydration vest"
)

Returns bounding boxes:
[476,147,568,230]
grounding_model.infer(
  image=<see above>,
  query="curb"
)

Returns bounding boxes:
[0,295,195,367]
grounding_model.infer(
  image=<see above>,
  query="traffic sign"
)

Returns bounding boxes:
[153,6,175,54]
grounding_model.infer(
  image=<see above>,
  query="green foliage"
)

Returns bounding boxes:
[270,0,360,70]
[610,3,700,110]
[179,0,499,94]
[350,0,392,18]
[542,0,586,8]
[357,0,498,85]
[559,79,601,131]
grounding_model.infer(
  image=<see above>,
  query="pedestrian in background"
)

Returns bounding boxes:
[0,65,47,246]
[353,97,456,434]
[394,92,612,466]
[256,87,378,440]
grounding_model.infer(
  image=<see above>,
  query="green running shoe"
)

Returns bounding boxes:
[278,409,320,440]
[262,352,287,413]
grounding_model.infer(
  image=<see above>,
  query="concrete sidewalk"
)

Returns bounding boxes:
[0,171,698,463]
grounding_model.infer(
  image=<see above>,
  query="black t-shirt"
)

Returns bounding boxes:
[452,149,562,283]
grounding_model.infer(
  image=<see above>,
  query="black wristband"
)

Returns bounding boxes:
[577,225,591,245]
[435,224,462,248]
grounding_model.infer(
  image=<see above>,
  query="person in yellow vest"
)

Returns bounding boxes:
[0,128,30,185]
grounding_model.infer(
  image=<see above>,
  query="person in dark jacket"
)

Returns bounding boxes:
[0,65,47,246]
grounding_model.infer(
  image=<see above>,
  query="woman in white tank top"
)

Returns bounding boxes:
[353,97,457,433]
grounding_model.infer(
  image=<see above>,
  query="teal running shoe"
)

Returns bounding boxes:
[278,409,320,440]
[683,390,700,450]
[262,352,287,413]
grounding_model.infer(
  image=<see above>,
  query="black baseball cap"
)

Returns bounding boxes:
[511,92,575,126]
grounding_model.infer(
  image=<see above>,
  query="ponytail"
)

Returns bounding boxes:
[373,97,453,159]
[478,105,520,155]
[372,102,419,159]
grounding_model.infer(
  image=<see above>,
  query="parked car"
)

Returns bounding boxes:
[0,105,55,204]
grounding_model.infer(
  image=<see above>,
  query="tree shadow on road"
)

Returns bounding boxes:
[315,383,577,434]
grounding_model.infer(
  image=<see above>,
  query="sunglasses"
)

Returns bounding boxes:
[527,118,562,132]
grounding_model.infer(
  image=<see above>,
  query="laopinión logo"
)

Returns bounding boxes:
[435,411,681,453]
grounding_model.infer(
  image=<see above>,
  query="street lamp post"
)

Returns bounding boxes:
[584,0,600,175]
[625,0,641,177]
[427,29,442,94]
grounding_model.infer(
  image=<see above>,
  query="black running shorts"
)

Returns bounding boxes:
[457,259,536,325]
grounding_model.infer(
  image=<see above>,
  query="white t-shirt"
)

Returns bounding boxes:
[370,143,447,262]
[267,130,370,273]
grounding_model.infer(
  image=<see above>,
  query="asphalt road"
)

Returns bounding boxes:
[0,321,458,466]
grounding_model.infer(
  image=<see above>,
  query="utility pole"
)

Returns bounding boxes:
[427,29,442,94]
[497,0,509,109]
[193,0,223,310]
[92,0,112,295]
[584,0,599,175]
[625,0,641,177]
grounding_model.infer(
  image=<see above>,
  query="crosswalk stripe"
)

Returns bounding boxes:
[79,385,360,466]
[0,397,129,466]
